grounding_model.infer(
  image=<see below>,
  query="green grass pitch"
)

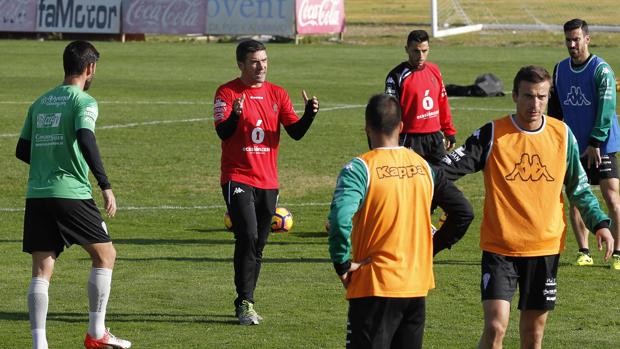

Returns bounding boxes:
[1,40,619,348]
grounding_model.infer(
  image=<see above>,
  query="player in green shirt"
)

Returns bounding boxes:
[15,41,131,349]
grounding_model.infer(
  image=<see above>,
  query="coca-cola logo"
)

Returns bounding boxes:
[297,0,341,27]
[125,0,202,29]
[0,0,33,25]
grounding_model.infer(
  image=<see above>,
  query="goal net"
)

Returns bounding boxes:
[431,0,620,38]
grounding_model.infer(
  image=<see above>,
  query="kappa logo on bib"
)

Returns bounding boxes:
[505,154,555,182]
[563,86,592,107]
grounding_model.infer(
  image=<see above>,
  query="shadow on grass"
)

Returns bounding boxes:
[189,228,226,233]
[113,238,325,246]
[292,231,328,238]
[0,240,21,243]
[113,238,232,245]
[0,312,238,325]
[116,256,330,263]
[434,260,479,266]
[434,260,611,269]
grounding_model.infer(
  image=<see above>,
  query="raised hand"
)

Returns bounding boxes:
[233,93,245,116]
[302,90,319,116]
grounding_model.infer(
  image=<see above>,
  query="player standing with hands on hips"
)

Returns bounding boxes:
[15,41,131,349]
[548,18,620,269]
[214,39,319,325]
[328,94,473,348]
[385,29,457,165]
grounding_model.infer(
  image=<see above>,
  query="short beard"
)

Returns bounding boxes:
[84,77,93,91]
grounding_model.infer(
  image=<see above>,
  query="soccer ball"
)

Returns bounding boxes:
[224,211,233,231]
[271,207,293,233]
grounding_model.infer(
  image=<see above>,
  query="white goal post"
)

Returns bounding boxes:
[430,0,620,38]
[431,0,482,38]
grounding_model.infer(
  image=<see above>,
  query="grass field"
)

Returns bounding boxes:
[346,0,620,25]
[1,38,620,348]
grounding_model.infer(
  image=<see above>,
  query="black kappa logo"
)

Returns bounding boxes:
[505,154,555,181]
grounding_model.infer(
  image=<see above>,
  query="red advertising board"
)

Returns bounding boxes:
[295,0,344,34]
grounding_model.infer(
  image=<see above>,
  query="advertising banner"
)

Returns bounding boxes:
[295,0,344,34]
[123,0,207,34]
[36,0,122,33]
[0,0,37,32]
[206,0,295,36]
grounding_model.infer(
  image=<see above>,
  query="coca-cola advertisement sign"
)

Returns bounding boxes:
[0,0,36,32]
[123,0,206,34]
[296,0,344,34]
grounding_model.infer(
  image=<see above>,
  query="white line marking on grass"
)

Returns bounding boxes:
[1,105,366,139]
[0,207,24,212]
[0,100,211,105]
[0,202,331,213]
[451,106,513,112]
[99,118,206,129]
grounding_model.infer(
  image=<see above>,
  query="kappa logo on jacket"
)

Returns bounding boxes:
[505,153,555,182]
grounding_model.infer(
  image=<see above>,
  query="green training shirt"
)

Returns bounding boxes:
[20,84,98,199]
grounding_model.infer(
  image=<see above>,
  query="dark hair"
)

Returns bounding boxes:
[512,66,551,94]
[365,94,402,135]
[63,41,99,76]
[407,30,429,46]
[564,18,589,35]
[236,40,266,62]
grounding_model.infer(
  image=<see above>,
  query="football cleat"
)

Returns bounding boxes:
[575,251,594,266]
[236,300,259,325]
[611,254,620,270]
[84,328,132,349]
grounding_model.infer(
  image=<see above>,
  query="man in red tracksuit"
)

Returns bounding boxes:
[385,29,457,165]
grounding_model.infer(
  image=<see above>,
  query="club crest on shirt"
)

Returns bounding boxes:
[214,98,227,121]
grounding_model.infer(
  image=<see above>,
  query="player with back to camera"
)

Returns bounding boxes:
[548,18,620,269]
[328,94,473,348]
[213,39,320,325]
[15,41,131,349]
[385,29,457,165]
[440,65,614,349]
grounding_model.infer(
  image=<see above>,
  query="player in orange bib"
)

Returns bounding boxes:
[440,66,614,349]
[328,94,473,348]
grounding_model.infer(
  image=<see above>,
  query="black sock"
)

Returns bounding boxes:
[613,250,620,256]
[579,248,590,255]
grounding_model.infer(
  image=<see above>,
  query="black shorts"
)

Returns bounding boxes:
[581,153,619,185]
[23,198,111,256]
[399,131,446,165]
[347,296,425,349]
[480,251,559,311]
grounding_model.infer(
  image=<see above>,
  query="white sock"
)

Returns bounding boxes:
[28,277,49,349]
[87,268,112,339]
[31,329,48,349]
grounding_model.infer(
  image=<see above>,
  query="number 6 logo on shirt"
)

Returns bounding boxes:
[251,119,265,144]
[422,89,434,111]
